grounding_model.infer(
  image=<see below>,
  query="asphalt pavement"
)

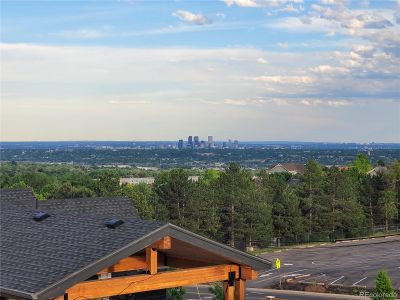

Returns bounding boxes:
[185,285,371,300]
[251,235,400,290]
[184,236,400,300]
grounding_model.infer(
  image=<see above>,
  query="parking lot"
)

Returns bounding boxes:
[250,235,400,290]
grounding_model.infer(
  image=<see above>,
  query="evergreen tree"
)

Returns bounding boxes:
[325,167,366,238]
[387,160,400,226]
[260,172,304,243]
[216,163,251,247]
[187,174,221,241]
[243,181,273,248]
[299,160,327,240]
[372,270,396,300]
[154,169,194,227]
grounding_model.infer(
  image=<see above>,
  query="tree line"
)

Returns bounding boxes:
[1,155,399,248]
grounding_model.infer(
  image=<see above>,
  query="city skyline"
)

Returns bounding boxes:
[1,0,399,143]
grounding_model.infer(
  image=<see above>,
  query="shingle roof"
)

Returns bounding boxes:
[0,188,37,209]
[0,189,163,298]
[38,196,140,218]
[0,189,271,300]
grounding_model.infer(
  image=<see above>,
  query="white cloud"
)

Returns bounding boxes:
[277,42,289,48]
[257,57,268,64]
[327,100,351,107]
[251,75,313,84]
[109,100,149,105]
[280,4,304,13]
[223,0,260,7]
[313,5,393,30]
[172,10,211,25]
[269,16,340,33]
[319,0,347,5]
[310,64,349,74]
[300,99,351,107]
[224,99,249,106]
[55,26,111,39]
[223,0,303,8]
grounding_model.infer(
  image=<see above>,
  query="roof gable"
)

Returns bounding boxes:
[0,189,270,300]
[0,201,163,298]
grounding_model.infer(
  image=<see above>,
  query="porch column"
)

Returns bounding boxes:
[224,281,235,300]
[234,279,245,300]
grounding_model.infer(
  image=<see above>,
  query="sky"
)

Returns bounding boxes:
[1,0,399,142]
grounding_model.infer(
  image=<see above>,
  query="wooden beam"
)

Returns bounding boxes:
[240,266,258,280]
[151,236,172,250]
[234,279,245,300]
[146,247,158,274]
[57,265,240,300]
[223,281,235,300]
[167,256,211,269]
[98,256,147,274]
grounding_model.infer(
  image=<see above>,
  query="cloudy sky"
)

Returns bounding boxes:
[1,0,399,142]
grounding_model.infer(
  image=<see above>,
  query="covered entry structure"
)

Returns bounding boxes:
[0,189,271,300]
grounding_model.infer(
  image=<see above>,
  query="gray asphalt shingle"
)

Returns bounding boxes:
[0,189,164,295]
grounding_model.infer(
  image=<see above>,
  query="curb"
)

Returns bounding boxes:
[256,234,400,254]
[247,288,369,299]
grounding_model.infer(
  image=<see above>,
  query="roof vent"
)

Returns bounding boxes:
[33,211,50,222]
[105,218,124,229]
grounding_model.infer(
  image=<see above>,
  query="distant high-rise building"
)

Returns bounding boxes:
[187,136,193,148]
[233,140,239,149]
[194,136,200,147]
[208,136,214,148]
[178,139,183,149]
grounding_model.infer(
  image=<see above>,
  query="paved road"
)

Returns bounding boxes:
[250,235,400,290]
[185,286,370,300]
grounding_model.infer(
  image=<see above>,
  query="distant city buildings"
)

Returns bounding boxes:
[177,135,239,149]
[194,136,200,147]
[207,136,213,148]
[178,139,184,149]
[187,136,193,149]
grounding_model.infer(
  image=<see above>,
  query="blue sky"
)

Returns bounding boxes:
[1,0,399,142]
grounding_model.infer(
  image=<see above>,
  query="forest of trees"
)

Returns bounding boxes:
[1,155,399,249]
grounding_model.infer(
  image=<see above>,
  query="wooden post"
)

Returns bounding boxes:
[224,281,235,300]
[234,279,245,300]
[146,247,157,274]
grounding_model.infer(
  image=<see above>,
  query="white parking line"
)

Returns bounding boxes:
[256,269,308,283]
[330,275,344,285]
[259,270,274,275]
[284,263,293,266]
[299,273,325,283]
[352,277,367,286]
[260,273,272,278]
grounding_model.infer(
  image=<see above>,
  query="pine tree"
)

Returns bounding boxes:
[216,163,251,247]
[372,270,396,300]
[299,160,326,240]
[153,168,194,227]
